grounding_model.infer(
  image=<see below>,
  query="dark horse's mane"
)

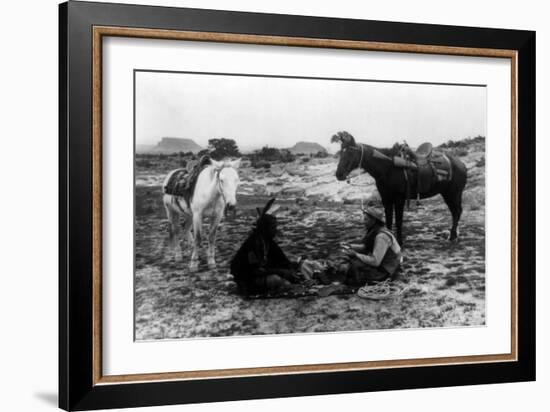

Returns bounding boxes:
[331,131,402,158]
[372,143,402,157]
[357,142,402,158]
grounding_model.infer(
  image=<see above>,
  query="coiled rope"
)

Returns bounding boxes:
[357,279,410,300]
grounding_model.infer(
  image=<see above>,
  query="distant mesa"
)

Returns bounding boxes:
[136,144,155,153]
[288,141,328,154]
[144,137,204,154]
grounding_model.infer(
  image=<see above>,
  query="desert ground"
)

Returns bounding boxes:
[134,138,486,340]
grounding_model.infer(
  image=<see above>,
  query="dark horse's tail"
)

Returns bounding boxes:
[441,154,468,242]
[450,155,468,191]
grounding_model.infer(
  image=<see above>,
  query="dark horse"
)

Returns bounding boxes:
[332,131,467,245]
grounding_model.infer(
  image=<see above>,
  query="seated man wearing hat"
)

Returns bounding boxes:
[341,206,403,286]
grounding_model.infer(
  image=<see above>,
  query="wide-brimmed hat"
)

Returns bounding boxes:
[362,206,385,224]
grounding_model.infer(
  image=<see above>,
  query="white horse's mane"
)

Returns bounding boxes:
[209,158,241,170]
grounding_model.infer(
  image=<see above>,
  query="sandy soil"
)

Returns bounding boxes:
[135,143,486,340]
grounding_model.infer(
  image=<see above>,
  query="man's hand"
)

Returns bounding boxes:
[342,242,365,253]
[341,244,356,258]
[283,270,302,284]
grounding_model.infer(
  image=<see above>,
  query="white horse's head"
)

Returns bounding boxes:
[212,158,241,214]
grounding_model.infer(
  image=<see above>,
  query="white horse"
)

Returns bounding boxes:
[162,158,241,272]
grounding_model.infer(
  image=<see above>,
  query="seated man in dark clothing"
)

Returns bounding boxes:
[340,206,402,286]
[230,199,300,296]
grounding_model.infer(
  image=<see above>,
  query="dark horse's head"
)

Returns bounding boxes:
[332,131,364,181]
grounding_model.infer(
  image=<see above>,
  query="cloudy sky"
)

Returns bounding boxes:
[135,70,486,152]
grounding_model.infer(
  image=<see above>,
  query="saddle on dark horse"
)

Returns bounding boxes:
[393,142,453,198]
[163,155,212,207]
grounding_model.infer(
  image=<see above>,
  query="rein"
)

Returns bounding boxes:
[215,165,230,206]
[342,144,394,210]
[343,145,370,211]
[345,144,369,187]
[344,144,393,187]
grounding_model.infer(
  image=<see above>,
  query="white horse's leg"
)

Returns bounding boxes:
[189,212,203,272]
[163,196,182,261]
[181,216,193,254]
[181,216,193,245]
[207,207,224,269]
[173,197,194,260]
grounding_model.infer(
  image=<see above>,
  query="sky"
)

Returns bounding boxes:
[135,70,486,152]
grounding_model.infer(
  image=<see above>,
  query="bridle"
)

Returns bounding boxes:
[343,144,366,185]
[342,143,393,184]
[215,167,227,205]
[339,144,369,210]
[340,143,394,210]
[215,165,232,206]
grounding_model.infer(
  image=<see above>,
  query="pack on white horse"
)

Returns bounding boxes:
[162,158,241,272]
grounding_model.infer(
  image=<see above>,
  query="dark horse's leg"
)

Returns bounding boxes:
[394,197,406,246]
[382,199,394,232]
[441,189,463,241]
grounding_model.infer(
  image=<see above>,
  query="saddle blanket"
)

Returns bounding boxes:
[394,149,452,195]
[427,152,452,181]
[245,282,356,300]
[416,152,452,194]
[393,151,452,181]
[163,158,211,206]
[163,169,189,197]
[245,260,356,299]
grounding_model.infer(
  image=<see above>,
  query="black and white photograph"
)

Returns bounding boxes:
[134,70,487,340]
[1,0,542,410]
